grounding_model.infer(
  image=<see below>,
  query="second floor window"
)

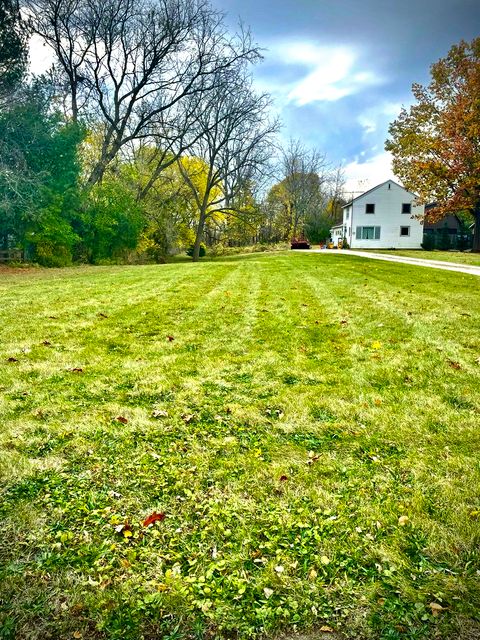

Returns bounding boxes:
[365,203,375,214]
[402,203,412,214]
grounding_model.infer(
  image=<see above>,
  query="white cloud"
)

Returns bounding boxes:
[357,101,402,136]
[29,35,54,75]
[343,151,397,195]
[262,40,382,106]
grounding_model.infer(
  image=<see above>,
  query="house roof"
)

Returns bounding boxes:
[342,180,416,208]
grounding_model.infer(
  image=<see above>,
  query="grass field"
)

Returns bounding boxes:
[1,252,479,640]
[361,250,480,267]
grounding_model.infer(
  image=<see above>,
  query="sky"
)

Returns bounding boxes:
[217,0,480,194]
[29,0,480,195]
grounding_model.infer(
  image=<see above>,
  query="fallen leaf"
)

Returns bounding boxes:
[71,367,83,373]
[263,587,274,598]
[448,360,461,370]
[429,602,444,616]
[41,340,51,346]
[279,475,288,482]
[320,555,330,565]
[274,565,284,573]
[143,512,166,527]
[340,319,348,325]
[181,413,194,423]
[398,515,409,526]
[98,312,108,318]
[115,416,128,424]
[308,568,318,580]
[152,410,168,418]
[73,632,83,639]
[371,341,382,349]
[7,357,18,363]
[167,335,175,342]
[319,626,334,633]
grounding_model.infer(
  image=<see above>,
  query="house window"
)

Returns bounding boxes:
[365,203,375,214]
[346,208,350,219]
[400,226,410,236]
[356,226,381,240]
[402,203,411,214]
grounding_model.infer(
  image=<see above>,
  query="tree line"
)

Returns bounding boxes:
[0,0,346,265]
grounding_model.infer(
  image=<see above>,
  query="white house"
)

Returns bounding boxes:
[330,180,424,249]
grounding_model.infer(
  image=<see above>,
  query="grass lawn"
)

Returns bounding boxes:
[1,252,480,640]
[360,250,480,267]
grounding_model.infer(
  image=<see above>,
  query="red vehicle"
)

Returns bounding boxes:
[290,237,311,249]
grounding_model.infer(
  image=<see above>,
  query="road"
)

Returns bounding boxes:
[305,249,480,277]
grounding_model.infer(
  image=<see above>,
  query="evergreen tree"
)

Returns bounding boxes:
[0,0,27,99]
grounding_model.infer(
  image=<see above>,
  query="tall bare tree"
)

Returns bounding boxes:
[175,64,278,260]
[278,140,329,238]
[25,0,261,189]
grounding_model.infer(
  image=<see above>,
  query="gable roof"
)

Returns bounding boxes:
[342,180,416,208]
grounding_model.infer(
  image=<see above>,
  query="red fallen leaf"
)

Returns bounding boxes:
[340,319,348,325]
[49,315,58,319]
[71,367,83,373]
[167,335,175,342]
[115,416,128,424]
[279,475,288,482]
[7,357,18,362]
[143,512,166,527]
[98,312,108,318]
[448,360,461,370]
[42,340,51,346]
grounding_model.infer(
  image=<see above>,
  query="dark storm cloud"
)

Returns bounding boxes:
[217,0,480,185]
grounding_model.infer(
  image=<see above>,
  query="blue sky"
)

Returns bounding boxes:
[29,0,480,193]
[218,0,480,192]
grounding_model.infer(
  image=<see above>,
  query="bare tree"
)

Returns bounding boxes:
[174,63,278,261]
[278,139,329,239]
[25,0,261,188]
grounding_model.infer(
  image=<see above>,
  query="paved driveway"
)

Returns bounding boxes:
[305,249,480,277]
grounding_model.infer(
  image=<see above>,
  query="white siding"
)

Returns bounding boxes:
[343,181,424,249]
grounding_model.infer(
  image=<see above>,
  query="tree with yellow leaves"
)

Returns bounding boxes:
[386,38,480,251]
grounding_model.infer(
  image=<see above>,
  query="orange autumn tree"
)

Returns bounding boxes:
[386,38,480,251]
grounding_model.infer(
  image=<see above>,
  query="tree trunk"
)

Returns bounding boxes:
[192,211,207,262]
[472,198,480,253]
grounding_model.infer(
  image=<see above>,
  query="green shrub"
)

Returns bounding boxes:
[186,243,206,257]
[421,232,435,250]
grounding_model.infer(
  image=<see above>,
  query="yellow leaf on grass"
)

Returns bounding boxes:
[372,341,382,349]
[398,515,409,526]
[320,555,330,565]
